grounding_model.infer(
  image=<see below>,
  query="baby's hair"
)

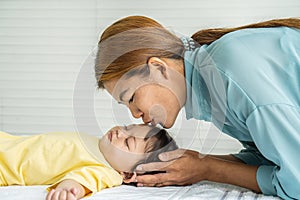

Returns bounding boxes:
[131,127,178,172]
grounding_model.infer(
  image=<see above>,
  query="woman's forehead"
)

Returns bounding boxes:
[103,78,118,94]
[103,78,129,101]
[104,76,152,101]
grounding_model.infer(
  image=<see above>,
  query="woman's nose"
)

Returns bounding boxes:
[128,104,143,119]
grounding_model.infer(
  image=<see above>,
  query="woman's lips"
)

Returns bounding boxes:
[151,119,158,126]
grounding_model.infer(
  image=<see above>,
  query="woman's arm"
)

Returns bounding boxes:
[46,179,88,200]
[209,154,244,163]
[135,149,260,193]
[205,154,260,192]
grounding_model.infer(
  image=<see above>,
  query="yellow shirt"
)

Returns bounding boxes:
[0,131,123,195]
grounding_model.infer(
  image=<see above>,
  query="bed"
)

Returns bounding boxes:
[0,181,280,199]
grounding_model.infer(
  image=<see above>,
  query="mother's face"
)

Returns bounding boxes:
[104,57,186,128]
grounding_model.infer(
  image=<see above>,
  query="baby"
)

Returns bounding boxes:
[0,124,178,200]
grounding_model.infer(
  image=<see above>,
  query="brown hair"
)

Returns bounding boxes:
[95,16,300,88]
[95,16,184,88]
[192,17,300,45]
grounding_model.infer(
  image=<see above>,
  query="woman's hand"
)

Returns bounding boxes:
[135,149,208,187]
[135,148,260,193]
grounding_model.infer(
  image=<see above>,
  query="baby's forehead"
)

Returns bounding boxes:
[126,124,158,135]
[144,126,161,136]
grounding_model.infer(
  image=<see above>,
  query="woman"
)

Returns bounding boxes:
[95,15,300,199]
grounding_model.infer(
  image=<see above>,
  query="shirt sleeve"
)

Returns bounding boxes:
[47,165,123,196]
[232,141,275,166]
[246,104,300,200]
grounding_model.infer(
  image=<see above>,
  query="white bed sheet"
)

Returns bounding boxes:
[0,181,280,200]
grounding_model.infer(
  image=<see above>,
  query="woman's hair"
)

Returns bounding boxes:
[95,16,300,88]
[131,127,178,172]
[192,17,300,45]
[95,16,184,88]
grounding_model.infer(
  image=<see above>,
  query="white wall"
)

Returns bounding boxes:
[0,0,299,154]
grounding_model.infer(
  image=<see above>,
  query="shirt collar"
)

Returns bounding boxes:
[183,46,212,121]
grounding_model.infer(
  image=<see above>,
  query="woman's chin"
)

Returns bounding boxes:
[162,120,174,129]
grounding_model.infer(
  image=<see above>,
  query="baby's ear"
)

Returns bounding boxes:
[120,172,137,183]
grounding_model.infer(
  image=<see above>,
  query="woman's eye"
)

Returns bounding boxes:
[129,93,135,103]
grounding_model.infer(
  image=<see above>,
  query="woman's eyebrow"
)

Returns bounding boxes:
[119,88,129,102]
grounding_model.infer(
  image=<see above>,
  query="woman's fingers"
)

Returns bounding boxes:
[136,149,206,187]
[158,149,187,161]
[135,149,201,173]
[136,172,170,187]
[135,161,173,173]
[136,172,188,187]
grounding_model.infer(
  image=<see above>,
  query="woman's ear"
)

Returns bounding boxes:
[147,57,168,80]
[120,172,137,183]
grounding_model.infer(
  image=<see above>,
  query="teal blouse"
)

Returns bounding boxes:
[183,27,300,199]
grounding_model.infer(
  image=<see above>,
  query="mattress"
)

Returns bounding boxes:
[0,181,280,199]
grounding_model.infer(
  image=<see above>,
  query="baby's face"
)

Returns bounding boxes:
[99,124,156,172]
